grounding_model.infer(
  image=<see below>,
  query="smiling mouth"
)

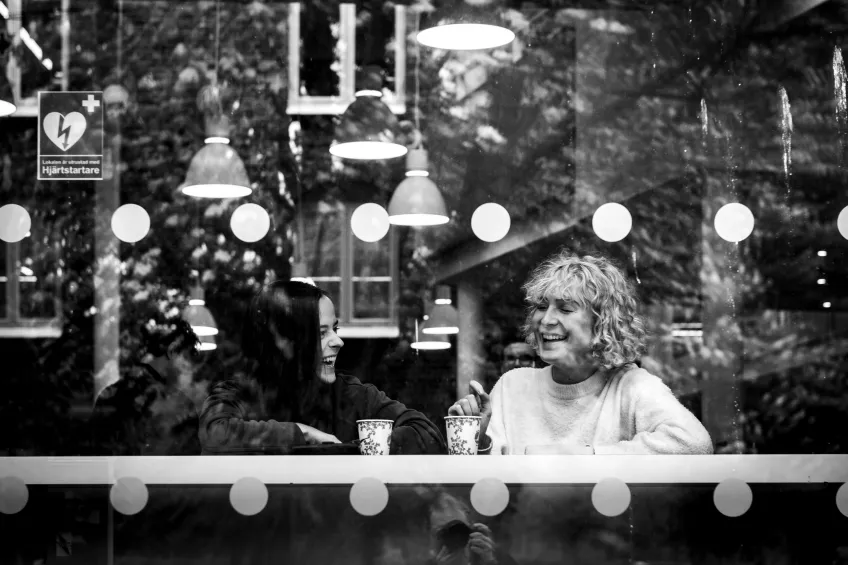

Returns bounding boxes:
[540,333,567,343]
[322,356,336,366]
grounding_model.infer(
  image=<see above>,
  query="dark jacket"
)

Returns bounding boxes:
[199,372,447,454]
[89,364,201,455]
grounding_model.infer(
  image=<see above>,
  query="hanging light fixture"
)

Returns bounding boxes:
[181,113,252,198]
[0,65,17,117]
[183,286,219,337]
[388,149,449,226]
[421,286,459,335]
[411,319,451,351]
[198,334,217,352]
[417,1,515,51]
[290,261,316,286]
[180,0,252,199]
[329,66,407,160]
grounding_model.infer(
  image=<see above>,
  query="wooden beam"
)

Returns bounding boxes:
[434,216,578,284]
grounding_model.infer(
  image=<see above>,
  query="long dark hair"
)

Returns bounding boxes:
[242,280,330,421]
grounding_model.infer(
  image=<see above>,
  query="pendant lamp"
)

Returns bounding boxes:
[388,149,449,226]
[290,261,316,286]
[329,66,407,160]
[417,1,515,51]
[183,286,219,337]
[181,114,252,198]
[421,286,459,335]
[411,329,451,350]
[198,334,217,352]
[0,68,16,117]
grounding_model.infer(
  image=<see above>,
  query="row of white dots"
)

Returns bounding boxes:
[4,202,848,245]
[2,475,847,519]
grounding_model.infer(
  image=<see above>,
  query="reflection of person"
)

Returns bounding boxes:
[501,342,537,374]
[200,280,446,454]
[426,491,516,565]
[89,319,202,455]
[450,251,713,455]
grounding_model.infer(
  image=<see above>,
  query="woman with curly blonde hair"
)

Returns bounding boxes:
[450,250,712,455]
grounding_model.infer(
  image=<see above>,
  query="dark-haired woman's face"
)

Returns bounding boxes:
[318,296,344,383]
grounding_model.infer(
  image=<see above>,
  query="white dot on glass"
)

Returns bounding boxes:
[838,207,848,240]
[824,302,832,309]
[818,279,826,285]
[592,203,632,243]
[0,204,32,243]
[470,478,510,517]
[230,204,271,243]
[349,477,388,516]
[230,477,268,516]
[591,478,631,517]
[111,204,150,243]
[350,203,390,243]
[836,483,848,517]
[110,477,149,516]
[0,476,29,514]
[713,478,752,517]
[818,250,828,257]
[471,203,511,243]
[714,203,754,243]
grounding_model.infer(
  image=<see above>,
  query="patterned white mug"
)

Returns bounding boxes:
[444,416,481,455]
[356,419,393,455]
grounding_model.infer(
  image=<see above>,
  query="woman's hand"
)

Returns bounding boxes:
[448,381,492,440]
[467,523,497,565]
[296,423,341,445]
[524,442,594,455]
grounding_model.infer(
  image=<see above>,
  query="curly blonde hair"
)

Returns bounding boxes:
[521,250,647,369]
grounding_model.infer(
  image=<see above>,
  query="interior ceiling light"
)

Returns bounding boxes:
[388,149,449,226]
[181,112,252,199]
[422,285,458,335]
[329,66,407,160]
[411,329,451,350]
[183,286,219,337]
[417,1,515,51]
[0,69,17,117]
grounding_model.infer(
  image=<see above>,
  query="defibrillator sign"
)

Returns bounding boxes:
[37,91,104,181]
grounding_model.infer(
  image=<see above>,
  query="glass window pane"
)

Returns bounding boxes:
[303,202,344,277]
[18,225,58,319]
[0,244,6,319]
[353,281,390,319]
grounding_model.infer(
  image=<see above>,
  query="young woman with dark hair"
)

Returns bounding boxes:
[200,280,446,454]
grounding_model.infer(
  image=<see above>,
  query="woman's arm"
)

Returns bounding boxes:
[481,379,507,455]
[199,381,307,454]
[359,383,447,454]
[594,375,714,455]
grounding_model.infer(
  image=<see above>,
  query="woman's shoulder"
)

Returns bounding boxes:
[609,363,672,394]
[495,366,548,391]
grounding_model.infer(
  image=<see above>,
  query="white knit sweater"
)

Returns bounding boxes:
[485,364,713,455]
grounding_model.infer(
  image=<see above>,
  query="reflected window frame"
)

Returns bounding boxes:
[305,203,399,339]
[0,240,62,338]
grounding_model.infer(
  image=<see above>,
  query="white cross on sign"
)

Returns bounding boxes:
[82,94,100,114]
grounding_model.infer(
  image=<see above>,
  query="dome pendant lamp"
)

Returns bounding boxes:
[411,319,451,351]
[0,66,17,117]
[421,286,459,335]
[183,285,219,337]
[388,149,449,226]
[181,113,252,199]
[417,1,515,51]
[329,66,407,160]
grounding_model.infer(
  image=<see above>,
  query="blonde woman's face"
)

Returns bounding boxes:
[530,290,596,375]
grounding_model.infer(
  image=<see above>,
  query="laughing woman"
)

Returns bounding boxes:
[200,280,446,454]
[449,250,713,455]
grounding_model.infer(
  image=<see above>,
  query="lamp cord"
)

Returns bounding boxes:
[214,0,220,87]
[413,10,422,149]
